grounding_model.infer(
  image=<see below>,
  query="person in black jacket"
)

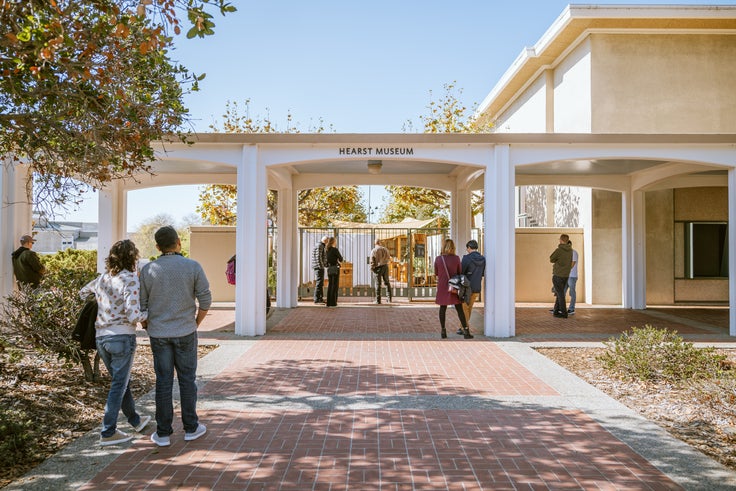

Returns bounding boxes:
[11,234,45,288]
[461,240,486,327]
[324,237,343,307]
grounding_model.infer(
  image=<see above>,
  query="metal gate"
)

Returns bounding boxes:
[298,227,480,300]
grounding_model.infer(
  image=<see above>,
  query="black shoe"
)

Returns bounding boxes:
[456,329,464,335]
[553,313,568,318]
[567,309,575,315]
[441,328,447,339]
[463,328,474,339]
[314,300,325,304]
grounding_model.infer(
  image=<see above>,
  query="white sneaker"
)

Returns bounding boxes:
[100,430,133,446]
[150,431,171,447]
[184,423,207,441]
[133,415,151,433]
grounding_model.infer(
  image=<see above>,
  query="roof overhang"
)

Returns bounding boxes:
[475,4,736,124]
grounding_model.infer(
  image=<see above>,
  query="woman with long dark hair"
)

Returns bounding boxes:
[80,239,150,446]
[325,236,343,307]
[434,238,473,339]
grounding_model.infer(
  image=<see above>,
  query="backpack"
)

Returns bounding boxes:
[226,255,236,285]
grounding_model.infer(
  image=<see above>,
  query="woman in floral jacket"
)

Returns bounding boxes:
[79,239,150,446]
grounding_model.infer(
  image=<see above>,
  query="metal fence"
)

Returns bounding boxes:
[297,227,481,300]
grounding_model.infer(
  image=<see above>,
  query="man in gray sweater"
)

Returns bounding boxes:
[140,226,212,447]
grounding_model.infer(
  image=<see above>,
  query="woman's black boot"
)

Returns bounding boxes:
[441,327,447,339]
[463,327,474,339]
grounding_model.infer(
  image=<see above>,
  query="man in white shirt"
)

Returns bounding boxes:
[564,241,579,315]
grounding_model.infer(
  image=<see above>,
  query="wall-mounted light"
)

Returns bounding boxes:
[367,160,383,174]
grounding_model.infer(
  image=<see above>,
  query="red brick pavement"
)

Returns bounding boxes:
[82,409,679,490]
[75,303,730,490]
[200,340,557,398]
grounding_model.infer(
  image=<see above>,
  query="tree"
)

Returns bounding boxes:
[299,187,366,227]
[1,0,236,216]
[198,100,364,227]
[128,213,191,259]
[384,82,493,226]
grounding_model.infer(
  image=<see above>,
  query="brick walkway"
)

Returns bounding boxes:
[12,303,736,490]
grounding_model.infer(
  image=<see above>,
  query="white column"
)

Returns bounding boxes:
[729,168,736,336]
[485,144,515,337]
[449,185,458,241]
[235,145,267,336]
[631,190,646,309]
[97,182,127,273]
[454,187,472,248]
[580,187,593,305]
[12,165,33,246]
[621,189,631,308]
[1,161,31,297]
[275,184,297,308]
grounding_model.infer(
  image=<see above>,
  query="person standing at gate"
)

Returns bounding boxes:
[370,239,392,304]
[434,238,473,339]
[549,234,573,318]
[325,237,343,308]
[564,240,578,315]
[312,236,328,304]
[461,239,486,329]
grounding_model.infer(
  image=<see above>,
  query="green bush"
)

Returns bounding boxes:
[598,325,727,382]
[0,408,33,468]
[40,249,97,288]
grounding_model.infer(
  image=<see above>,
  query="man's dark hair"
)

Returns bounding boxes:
[155,226,179,250]
[466,240,479,250]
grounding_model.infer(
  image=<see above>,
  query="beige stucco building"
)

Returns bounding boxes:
[475,4,735,308]
[1,4,735,337]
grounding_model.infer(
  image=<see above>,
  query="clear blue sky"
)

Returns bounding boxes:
[64,0,731,229]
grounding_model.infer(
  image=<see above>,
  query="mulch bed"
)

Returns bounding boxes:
[538,347,736,472]
[0,345,216,488]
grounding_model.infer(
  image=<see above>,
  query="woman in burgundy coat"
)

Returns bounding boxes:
[434,238,473,339]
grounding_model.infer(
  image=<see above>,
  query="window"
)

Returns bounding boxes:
[685,222,728,278]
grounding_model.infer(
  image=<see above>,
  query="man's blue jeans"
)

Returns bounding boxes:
[97,334,143,437]
[150,332,199,436]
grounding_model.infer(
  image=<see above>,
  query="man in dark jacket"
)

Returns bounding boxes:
[11,234,45,288]
[461,240,486,326]
[550,234,573,318]
[311,236,328,304]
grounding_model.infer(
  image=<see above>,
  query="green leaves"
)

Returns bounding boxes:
[0,0,235,215]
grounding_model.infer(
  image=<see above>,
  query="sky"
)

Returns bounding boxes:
[63,0,732,230]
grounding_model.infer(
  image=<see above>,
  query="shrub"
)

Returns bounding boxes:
[40,249,97,288]
[598,325,727,382]
[1,249,101,380]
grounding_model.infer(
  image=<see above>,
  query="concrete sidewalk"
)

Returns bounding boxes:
[6,304,736,490]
